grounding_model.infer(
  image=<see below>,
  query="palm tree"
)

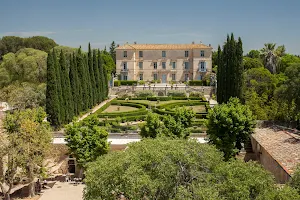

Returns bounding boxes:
[260,43,286,74]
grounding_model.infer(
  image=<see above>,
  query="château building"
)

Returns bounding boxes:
[116,42,213,83]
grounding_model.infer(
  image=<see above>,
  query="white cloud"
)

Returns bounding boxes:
[2,31,56,37]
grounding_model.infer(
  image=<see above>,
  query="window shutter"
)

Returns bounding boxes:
[204,62,207,72]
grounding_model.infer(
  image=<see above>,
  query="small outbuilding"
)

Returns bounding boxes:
[251,127,300,183]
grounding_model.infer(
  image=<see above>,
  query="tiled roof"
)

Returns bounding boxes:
[116,43,212,50]
[252,128,300,175]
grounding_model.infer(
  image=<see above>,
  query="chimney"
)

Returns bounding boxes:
[117,44,120,47]
[209,44,211,47]
[192,41,195,44]
[134,41,137,44]
[200,41,202,44]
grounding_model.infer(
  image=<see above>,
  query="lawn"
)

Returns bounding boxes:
[103,105,138,113]
[189,105,206,113]
[127,100,193,106]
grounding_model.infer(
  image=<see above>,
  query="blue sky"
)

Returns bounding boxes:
[1,0,300,54]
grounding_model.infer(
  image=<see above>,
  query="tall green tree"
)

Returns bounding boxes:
[59,50,74,123]
[84,139,298,200]
[45,52,60,127]
[3,108,52,198]
[97,50,104,102]
[77,48,88,111]
[260,43,286,74]
[217,33,243,104]
[206,98,256,160]
[109,41,116,73]
[69,53,79,115]
[92,49,99,104]
[83,53,92,108]
[53,50,64,125]
[246,50,260,59]
[275,64,300,127]
[88,43,96,106]
[65,115,109,168]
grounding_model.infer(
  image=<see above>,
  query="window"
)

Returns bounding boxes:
[184,62,189,70]
[123,62,127,70]
[198,75,202,80]
[172,62,176,69]
[185,51,189,57]
[139,51,143,57]
[172,74,176,81]
[139,62,143,69]
[154,73,158,80]
[200,50,205,57]
[154,62,158,69]
[123,75,128,80]
[185,74,189,81]
[139,73,143,81]
[162,51,166,57]
[123,51,127,57]
[200,62,206,72]
[162,62,166,69]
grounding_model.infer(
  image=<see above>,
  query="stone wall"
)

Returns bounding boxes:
[251,136,291,183]
[111,85,215,96]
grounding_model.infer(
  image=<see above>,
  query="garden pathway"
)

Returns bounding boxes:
[77,95,117,122]
[39,182,84,200]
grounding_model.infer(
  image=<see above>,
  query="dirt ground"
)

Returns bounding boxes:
[39,182,84,200]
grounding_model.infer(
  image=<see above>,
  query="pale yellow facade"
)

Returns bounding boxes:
[116,43,213,83]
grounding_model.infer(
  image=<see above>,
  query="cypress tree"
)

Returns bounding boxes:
[217,33,244,104]
[103,64,109,98]
[93,49,100,104]
[84,52,92,108]
[236,37,244,99]
[97,49,104,102]
[53,50,64,125]
[77,48,87,111]
[216,45,222,103]
[46,52,61,127]
[60,50,74,123]
[69,53,79,116]
[109,41,116,72]
[74,52,83,113]
[88,43,96,107]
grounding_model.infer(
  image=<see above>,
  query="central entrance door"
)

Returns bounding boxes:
[162,74,167,83]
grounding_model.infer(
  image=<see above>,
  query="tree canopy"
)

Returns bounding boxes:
[0,48,47,87]
[217,33,244,104]
[206,98,256,160]
[139,107,195,139]
[65,116,109,168]
[1,108,52,199]
[0,36,57,59]
[84,139,299,200]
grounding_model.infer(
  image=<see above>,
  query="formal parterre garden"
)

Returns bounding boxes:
[85,91,210,134]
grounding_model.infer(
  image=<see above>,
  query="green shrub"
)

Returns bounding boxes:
[98,109,148,118]
[147,96,172,101]
[139,80,146,85]
[111,102,144,109]
[189,80,203,86]
[150,80,161,84]
[119,80,138,86]
[94,101,113,114]
[189,91,204,98]
[135,90,155,97]
[114,80,121,86]
[167,91,186,97]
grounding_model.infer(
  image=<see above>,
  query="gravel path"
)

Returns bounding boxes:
[39,182,84,200]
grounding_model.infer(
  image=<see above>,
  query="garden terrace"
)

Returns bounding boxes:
[88,98,210,134]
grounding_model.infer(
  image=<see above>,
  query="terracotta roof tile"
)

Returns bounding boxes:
[116,43,212,50]
[252,128,300,175]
